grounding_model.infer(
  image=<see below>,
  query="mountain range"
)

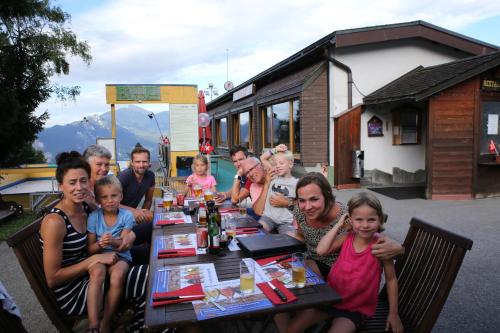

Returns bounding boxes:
[36,105,170,162]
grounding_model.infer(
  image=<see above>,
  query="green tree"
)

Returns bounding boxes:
[1,142,46,166]
[0,0,91,167]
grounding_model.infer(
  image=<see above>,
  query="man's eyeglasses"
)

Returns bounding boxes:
[246,163,260,175]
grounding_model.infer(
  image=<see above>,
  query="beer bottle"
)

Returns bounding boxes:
[207,201,220,255]
[198,202,207,225]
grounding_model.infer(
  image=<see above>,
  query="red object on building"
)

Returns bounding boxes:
[489,140,498,155]
[198,90,212,145]
[200,143,214,154]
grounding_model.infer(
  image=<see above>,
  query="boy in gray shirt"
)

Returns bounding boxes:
[259,145,297,234]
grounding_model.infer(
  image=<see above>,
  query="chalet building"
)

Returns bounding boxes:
[363,51,500,199]
[206,20,499,198]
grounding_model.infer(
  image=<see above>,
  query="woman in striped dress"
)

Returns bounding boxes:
[40,151,148,332]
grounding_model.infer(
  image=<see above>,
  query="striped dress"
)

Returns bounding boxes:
[40,207,90,315]
[40,207,149,333]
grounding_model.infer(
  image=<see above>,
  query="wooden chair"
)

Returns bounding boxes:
[164,176,188,194]
[357,217,473,333]
[6,200,83,333]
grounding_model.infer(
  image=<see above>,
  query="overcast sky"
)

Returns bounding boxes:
[38,0,500,127]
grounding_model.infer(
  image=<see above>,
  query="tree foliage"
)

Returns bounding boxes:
[0,0,91,167]
[1,142,46,166]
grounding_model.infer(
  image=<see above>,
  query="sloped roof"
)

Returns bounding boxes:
[364,51,500,105]
[208,20,499,109]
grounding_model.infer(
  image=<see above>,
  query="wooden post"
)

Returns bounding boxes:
[111,104,116,139]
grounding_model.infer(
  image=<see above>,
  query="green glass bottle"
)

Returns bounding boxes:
[206,200,220,255]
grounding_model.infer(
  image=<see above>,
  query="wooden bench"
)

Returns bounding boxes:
[356,217,473,333]
[6,200,84,333]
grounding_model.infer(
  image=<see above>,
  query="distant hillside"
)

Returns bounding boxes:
[36,106,170,162]
[100,105,169,143]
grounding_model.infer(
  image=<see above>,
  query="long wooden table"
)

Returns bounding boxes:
[144,206,341,332]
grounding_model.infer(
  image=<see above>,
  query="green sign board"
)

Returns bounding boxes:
[116,86,161,101]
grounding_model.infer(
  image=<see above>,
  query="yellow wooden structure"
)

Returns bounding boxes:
[0,165,58,210]
[105,84,199,176]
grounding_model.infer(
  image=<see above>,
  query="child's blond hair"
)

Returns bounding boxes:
[272,150,294,163]
[191,154,209,172]
[94,175,123,198]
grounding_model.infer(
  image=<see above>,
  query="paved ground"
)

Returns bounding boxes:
[1,189,499,332]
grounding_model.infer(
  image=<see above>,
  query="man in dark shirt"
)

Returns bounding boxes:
[118,146,155,223]
[117,146,155,264]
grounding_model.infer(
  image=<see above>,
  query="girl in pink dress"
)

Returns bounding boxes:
[185,154,217,197]
[287,192,403,333]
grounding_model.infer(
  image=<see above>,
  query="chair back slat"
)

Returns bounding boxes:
[394,217,473,333]
[164,176,188,194]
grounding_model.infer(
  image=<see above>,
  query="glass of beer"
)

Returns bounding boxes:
[291,252,306,288]
[225,218,237,244]
[204,190,214,202]
[193,184,203,199]
[163,193,174,211]
[240,260,255,294]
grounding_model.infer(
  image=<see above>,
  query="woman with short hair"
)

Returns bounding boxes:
[83,144,112,210]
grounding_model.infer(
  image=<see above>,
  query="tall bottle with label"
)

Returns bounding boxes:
[196,202,208,249]
[206,200,220,255]
[198,202,207,225]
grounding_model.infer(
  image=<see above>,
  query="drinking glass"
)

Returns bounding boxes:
[291,252,306,288]
[238,199,247,216]
[240,260,255,294]
[204,190,214,202]
[193,184,202,199]
[225,218,237,244]
[163,192,174,211]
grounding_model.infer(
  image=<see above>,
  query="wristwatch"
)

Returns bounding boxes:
[234,174,241,180]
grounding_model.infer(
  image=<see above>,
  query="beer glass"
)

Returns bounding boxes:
[163,192,174,211]
[193,184,202,199]
[240,260,255,294]
[204,190,214,202]
[225,218,237,244]
[291,252,306,288]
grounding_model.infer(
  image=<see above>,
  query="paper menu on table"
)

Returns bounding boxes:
[153,263,219,295]
[154,234,205,255]
[253,258,325,288]
[191,278,272,320]
[156,211,192,222]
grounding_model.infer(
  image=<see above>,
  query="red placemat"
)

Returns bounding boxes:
[236,228,260,235]
[156,219,185,225]
[158,248,197,259]
[152,283,205,307]
[257,279,297,305]
[256,254,292,266]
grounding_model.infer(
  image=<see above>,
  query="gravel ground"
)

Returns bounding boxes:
[1,189,499,332]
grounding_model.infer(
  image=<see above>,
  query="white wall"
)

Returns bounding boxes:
[328,39,468,174]
[332,39,469,112]
[361,107,426,174]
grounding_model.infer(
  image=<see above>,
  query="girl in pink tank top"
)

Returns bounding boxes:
[286,192,403,333]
